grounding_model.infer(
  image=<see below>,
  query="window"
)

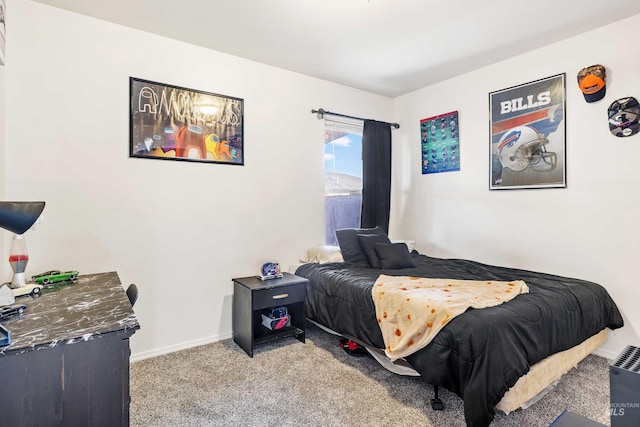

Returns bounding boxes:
[324,118,363,245]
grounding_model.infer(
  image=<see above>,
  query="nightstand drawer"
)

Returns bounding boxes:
[252,284,305,310]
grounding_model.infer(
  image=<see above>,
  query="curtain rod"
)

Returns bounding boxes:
[311,108,400,129]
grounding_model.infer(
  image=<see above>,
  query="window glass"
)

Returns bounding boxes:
[324,119,363,245]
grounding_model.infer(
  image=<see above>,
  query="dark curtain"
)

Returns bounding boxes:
[360,119,392,234]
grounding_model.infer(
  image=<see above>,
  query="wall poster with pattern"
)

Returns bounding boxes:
[489,74,566,190]
[420,111,459,174]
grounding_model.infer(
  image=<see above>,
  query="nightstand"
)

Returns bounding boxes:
[232,272,308,357]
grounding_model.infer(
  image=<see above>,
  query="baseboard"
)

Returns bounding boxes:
[592,346,618,361]
[130,330,620,363]
[131,331,233,362]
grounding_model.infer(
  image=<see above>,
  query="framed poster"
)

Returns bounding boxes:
[0,0,6,66]
[421,111,459,174]
[489,74,566,190]
[130,77,244,165]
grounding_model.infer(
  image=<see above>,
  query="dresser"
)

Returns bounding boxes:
[0,271,140,426]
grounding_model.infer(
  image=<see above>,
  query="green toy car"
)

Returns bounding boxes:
[31,270,79,285]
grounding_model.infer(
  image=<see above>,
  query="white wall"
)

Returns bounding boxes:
[4,0,392,359]
[391,14,640,359]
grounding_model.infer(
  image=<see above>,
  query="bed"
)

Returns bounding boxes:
[294,234,623,427]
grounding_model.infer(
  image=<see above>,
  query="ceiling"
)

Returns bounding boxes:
[33,0,640,98]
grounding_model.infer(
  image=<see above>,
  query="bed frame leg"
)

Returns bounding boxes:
[431,385,444,411]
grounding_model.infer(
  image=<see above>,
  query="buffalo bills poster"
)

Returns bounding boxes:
[489,74,566,190]
[421,111,459,174]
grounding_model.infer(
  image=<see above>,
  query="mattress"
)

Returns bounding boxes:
[296,252,623,427]
[496,328,607,414]
[310,318,607,414]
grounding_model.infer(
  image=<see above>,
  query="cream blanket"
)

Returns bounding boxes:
[372,275,529,360]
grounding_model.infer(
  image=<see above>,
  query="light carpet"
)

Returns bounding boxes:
[130,323,612,426]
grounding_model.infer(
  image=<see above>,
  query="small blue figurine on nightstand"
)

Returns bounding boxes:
[259,262,283,281]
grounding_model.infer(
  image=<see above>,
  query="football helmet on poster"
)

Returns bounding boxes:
[497,125,556,172]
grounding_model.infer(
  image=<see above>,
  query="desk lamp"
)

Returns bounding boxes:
[0,202,46,288]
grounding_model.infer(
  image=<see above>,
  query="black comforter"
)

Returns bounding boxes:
[296,252,623,427]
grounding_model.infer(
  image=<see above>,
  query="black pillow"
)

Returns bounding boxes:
[357,233,391,268]
[375,243,416,269]
[335,227,384,266]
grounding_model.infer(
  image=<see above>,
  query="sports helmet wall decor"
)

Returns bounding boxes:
[496,125,557,172]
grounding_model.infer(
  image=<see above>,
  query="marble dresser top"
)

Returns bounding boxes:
[0,271,140,355]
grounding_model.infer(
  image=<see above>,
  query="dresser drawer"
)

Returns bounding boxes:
[252,283,306,310]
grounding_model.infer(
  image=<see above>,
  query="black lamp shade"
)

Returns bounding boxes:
[0,202,46,235]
